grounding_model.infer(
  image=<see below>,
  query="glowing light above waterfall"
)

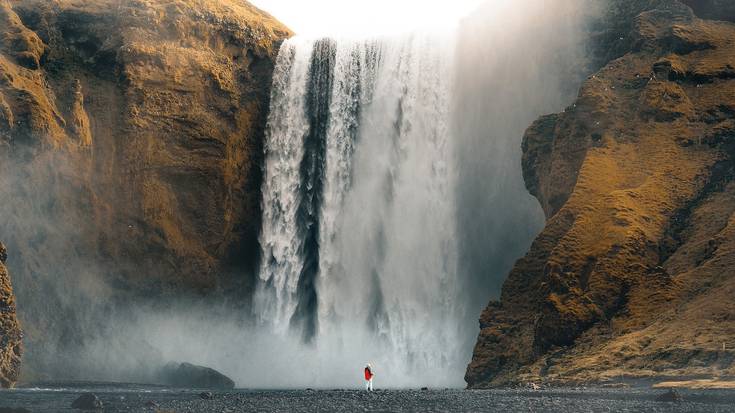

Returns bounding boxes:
[250,0,487,37]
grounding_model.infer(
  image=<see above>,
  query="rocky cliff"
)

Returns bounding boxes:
[682,0,735,22]
[467,0,735,387]
[0,242,22,388]
[0,0,290,379]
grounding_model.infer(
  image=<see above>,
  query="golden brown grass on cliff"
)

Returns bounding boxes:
[654,379,735,389]
[1,0,291,378]
[467,1,735,388]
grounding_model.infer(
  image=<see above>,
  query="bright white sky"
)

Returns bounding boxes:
[249,0,487,37]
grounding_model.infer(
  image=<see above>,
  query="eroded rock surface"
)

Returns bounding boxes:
[2,0,290,288]
[467,0,735,387]
[0,242,22,388]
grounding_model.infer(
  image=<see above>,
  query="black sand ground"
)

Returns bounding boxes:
[1,384,734,412]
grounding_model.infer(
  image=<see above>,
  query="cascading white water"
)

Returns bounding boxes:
[256,37,315,331]
[257,32,464,374]
[317,34,462,369]
[254,0,594,388]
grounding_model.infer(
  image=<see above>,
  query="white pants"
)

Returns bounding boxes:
[365,378,373,391]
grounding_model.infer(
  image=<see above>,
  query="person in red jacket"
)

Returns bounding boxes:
[364,363,374,391]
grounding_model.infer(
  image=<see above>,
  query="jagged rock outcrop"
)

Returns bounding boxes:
[0,242,22,388]
[467,0,735,387]
[0,0,290,378]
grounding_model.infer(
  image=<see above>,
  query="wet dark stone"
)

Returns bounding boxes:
[159,362,235,389]
[199,392,214,400]
[71,393,103,410]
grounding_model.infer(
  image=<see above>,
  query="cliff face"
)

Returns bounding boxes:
[467,0,735,387]
[0,242,22,388]
[682,0,735,22]
[0,0,290,378]
[2,0,290,289]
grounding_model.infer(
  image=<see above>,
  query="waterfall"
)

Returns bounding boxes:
[257,32,463,369]
[255,0,591,387]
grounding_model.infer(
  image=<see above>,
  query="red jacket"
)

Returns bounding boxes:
[364,367,373,380]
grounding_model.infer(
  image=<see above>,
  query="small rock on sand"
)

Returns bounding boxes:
[159,362,235,389]
[71,393,103,410]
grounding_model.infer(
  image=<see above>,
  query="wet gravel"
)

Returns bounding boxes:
[2,384,735,412]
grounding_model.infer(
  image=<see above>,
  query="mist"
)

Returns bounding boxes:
[452,0,597,342]
[1,0,599,389]
[252,0,597,388]
[0,149,153,381]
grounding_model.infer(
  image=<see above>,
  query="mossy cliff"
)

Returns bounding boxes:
[0,0,290,380]
[467,0,735,387]
[0,242,21,388]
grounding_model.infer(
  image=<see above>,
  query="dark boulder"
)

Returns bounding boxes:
[656,389,683,403]
[159,362,235,389]
[71,393,103,410]
[199,391,213,400]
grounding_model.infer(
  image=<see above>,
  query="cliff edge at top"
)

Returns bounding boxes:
[467,0,735,387]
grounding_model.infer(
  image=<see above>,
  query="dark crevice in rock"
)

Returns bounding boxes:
[659,159,735,266]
